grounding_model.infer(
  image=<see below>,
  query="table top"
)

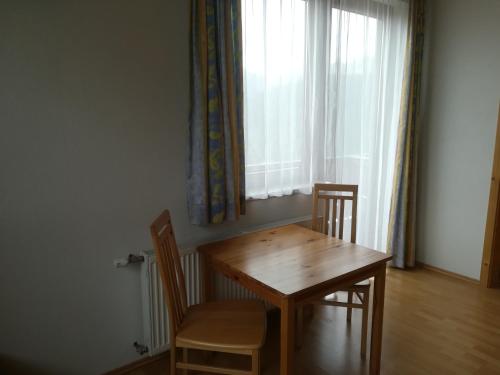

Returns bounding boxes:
[198,224,392,297]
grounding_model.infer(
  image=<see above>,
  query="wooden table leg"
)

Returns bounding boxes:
[370,265,387,375]
[280,298,295,375]
[296,306,303,349]
[201,253,213,302]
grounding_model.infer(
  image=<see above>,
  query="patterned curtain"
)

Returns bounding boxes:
[387,0,425,268]
[188,0,245,225]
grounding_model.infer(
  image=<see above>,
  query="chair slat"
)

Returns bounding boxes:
[339,199,345,240]
[318,194,353,200]
[322,199,330,235]
[312,183,358,244]
[168,231,188,314]
[158,240,181,329]
[332,198,337,237]
[311,188,319,232]
[163,241,183,328]
[351,190,358,243]
[150,210,188,334]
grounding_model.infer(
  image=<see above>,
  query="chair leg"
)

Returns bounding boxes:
[360,291,369,357]
[170,344,176,375]
[252,349,260,375]
[182,348,188,375]
[296,306,303,349]
[347,291,353,322]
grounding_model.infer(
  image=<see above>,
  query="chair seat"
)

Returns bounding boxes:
[176,300,266,351]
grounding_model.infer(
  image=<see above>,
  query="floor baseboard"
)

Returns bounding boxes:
[416,262,480,284]
[101,352,167,375]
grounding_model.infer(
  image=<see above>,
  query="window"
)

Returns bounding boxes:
[242,0,409,251]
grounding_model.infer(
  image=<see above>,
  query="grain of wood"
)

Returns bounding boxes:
[481,103,500,287]
[150,210,266,375]
[198,224,391,375]
[307,183,370,356]
[122,268,500,375]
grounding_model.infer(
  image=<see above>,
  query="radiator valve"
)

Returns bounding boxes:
[133,342,149,355]
[113,254,145,268]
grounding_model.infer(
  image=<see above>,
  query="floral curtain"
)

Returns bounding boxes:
[387,0,425,268]
[188,0,245,225]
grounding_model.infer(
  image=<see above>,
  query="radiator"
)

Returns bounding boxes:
[140,248,266,356]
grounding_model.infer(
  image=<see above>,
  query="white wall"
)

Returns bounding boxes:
[0,1,311,374]
[418,0,500,279]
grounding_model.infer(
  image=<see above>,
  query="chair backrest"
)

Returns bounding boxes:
[311,183,358,243]
[150,210,188,336]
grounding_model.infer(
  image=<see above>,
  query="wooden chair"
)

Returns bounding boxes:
[150,210,266,375]
[307,183,370,357]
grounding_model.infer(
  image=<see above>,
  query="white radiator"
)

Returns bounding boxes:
[140,248,267,356]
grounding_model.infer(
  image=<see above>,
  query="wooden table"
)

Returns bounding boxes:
[197,224,392,375]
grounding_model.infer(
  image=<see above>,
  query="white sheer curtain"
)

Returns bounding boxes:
[242,0,409,251]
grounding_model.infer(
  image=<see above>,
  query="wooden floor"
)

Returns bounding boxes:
[127,267,500,375]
